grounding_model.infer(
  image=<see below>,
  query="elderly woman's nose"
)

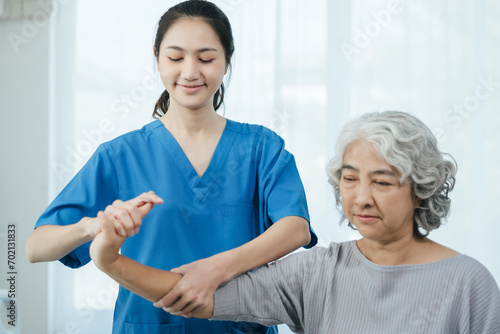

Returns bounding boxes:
[354,182,374,207]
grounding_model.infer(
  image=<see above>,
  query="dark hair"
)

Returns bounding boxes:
[152,0,235,118]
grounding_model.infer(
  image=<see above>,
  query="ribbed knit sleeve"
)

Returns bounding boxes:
[462,257,500,333]
[212,246,338,333]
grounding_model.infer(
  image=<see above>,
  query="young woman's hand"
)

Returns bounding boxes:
[77,216,103,241]
[154,252,232,318]
[104,191,163,237]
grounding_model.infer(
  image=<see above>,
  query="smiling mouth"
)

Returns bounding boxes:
[178,84,204,87]
[177,84,205,93]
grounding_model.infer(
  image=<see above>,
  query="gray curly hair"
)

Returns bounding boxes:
[327,111,457,238]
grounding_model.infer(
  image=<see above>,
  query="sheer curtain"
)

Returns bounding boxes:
[48,0,500,332]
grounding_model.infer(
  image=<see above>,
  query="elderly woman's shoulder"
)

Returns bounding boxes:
[426,241,498,286]
[419,240,494,273]
[450,253,498,281]
[420,239,461,264]
[289,240,355,264]
[447,255,500,296]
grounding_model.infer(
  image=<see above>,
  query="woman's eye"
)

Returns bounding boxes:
[199,59,214,63]
[375,181,391,186]
[168,57,183,62]
[343,177,356,182]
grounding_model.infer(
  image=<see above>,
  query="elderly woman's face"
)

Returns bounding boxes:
[340,140,420,242]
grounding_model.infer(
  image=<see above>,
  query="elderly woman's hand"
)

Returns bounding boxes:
[104,191,163,237]
[89,211,126,270]
[90,191,163,269]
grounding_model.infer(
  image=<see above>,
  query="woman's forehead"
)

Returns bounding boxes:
[161,18,222,51]
[343,141,400,176]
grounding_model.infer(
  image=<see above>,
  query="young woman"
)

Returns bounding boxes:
[89,111,500,333]
[26,1,317,333]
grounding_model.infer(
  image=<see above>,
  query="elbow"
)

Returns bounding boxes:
[26,255,38,264]
[26,250,37,264]
[297,217,311,247]
[25,236,39,263]
[26,233,46,263]
[301,233,311,248]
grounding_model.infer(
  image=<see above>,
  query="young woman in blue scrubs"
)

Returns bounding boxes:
[26,1,317,333]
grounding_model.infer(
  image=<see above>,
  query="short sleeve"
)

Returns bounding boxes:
[35,144,119,268]
[257,133,317,248]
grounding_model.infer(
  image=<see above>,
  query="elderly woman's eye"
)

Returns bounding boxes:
[375,181,391,186]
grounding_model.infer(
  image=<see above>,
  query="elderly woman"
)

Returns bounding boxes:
[90,111,500,333]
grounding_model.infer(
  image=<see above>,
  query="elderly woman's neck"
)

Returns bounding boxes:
[356,236,457,266]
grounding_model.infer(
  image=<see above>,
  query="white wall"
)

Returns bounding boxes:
[0,7,51,334]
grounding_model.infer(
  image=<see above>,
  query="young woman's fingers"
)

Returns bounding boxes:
[162,296,193,315]
[131,191,164,208]
[104,200,136,236]
[111,219,126,237]
[122,201,143,231]
[173,302,206,318]
[104,192,163,236]
[154,288,181,309]
[97,211,114,234]
[125,201,154,235]
[126,192,163,223]
[182,304,205,318]
[136,202,155,221]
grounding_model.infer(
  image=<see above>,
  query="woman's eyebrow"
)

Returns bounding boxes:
[368,169,396,177]
[342,164,396,177]
[165,46,219,53]
[341,164,358,172]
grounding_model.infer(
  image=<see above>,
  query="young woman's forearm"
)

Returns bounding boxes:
[221,216,311,280]
[26,192,163,264]
[26,217,96,263]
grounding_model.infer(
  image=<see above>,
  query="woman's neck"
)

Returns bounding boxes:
[356,234,431,266]
[356,236,460,266]
[160,105,224,136]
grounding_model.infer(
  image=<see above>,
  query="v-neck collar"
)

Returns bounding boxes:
[153,119,236,201]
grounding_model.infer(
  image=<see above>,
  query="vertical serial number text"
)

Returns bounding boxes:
[6,223,17,327]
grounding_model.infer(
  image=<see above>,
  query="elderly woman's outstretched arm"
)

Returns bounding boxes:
[89,210,214,319]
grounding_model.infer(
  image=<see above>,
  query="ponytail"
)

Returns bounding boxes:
[214,82,225,111]
[152,90,170,119]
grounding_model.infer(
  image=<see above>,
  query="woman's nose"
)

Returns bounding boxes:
[354,182,374,208]
[181,57,200,80]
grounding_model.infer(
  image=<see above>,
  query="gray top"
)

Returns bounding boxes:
[212,240,500,334]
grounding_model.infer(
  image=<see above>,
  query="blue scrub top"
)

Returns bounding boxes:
[36,119,317,334]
